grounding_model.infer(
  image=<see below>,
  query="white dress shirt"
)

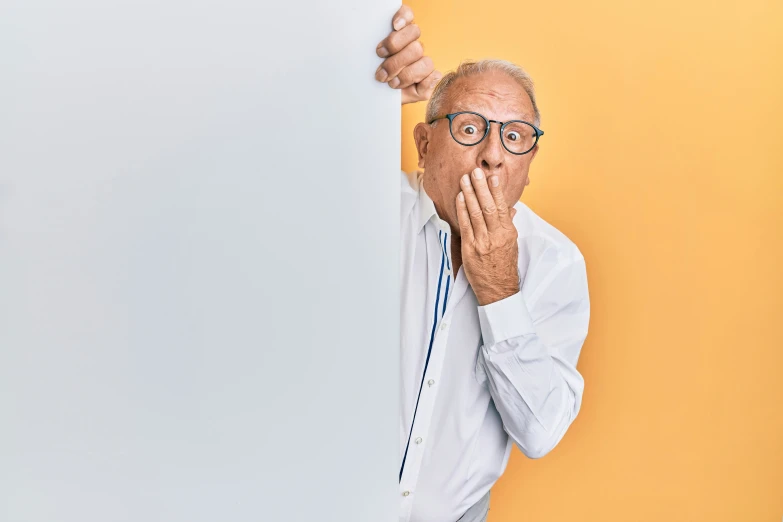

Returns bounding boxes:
[398,170,590,522]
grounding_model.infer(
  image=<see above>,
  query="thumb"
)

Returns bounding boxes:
[405,70,442,104]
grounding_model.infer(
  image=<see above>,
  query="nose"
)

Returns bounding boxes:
[477,121,504,172]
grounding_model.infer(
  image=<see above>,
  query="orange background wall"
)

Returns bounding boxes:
[401,1,783,520]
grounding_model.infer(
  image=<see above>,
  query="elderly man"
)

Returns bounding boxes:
[376,6,590,522]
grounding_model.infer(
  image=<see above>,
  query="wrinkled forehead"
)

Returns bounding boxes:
[445,74,535,122]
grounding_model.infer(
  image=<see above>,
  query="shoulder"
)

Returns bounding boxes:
[513,201,584,263]
[514,201,587,305]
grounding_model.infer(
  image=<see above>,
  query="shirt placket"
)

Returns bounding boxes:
[399,222,455,521]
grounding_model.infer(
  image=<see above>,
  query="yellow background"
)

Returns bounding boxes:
[401,0,783,520]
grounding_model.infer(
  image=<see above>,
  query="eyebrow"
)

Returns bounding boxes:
[450,104,534,123]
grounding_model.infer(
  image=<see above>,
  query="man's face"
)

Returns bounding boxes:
[414,70,540,236]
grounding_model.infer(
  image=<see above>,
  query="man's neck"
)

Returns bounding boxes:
[422,174,463,276]
[450,234,463,279]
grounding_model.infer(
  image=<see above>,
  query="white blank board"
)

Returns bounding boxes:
[0,2,400,521]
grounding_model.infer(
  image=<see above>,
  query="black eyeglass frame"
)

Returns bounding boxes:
[428,111,544,156]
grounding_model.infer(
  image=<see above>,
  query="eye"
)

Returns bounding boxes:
[463,124,478,135]
[506,131,520,142]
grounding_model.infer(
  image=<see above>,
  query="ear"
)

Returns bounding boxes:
[413,122,432,169]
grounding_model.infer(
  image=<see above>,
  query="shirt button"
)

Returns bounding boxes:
[445,268,451,276]
[440,322,448,330]
[415,437,423,444]
[428,379,435,386]
[402,491,411,497]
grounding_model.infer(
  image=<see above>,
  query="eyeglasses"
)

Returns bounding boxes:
[428,111,544,155]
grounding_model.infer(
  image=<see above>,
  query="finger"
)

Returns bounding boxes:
[392,4,414,31]
[376,40,423,84]
[376,22,420,58]
[460,172,489,241]
[456,191,475,244]
[487,174,511,222]
[392,55,434,89]
[468,167,500,233]
[402,69,442,104]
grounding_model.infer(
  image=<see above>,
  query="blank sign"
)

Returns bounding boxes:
[0,2,400,521]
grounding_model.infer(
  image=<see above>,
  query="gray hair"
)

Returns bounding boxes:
[425,58,541,127]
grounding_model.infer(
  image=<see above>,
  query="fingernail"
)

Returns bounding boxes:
[393,18,407,30]
[491,176,499,187]
[458,192,464,201]
[377,45,389,58]
[461,174,470,185]
[473,168,483,179]
[389,77,400,88]
[376,67,388,82]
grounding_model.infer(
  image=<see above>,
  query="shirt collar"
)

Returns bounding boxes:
[416,177,439,234]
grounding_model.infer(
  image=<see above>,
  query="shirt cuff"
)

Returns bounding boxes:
[477,291,535,348]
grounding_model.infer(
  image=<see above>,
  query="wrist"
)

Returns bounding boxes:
[474,266,520,305]
[475,285,519,306]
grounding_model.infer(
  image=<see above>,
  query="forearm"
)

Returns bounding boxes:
[478,330,585,458]
[476,268,590,459]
